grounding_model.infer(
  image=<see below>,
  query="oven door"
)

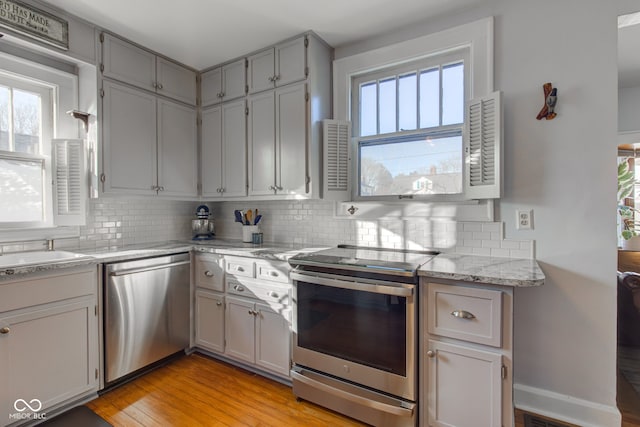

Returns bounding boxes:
[291,271,416,401]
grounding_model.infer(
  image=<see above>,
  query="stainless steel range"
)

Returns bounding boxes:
[288,245,438,427]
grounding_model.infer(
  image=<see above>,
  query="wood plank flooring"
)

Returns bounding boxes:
[88,352,640,427]
[87,353,366,426]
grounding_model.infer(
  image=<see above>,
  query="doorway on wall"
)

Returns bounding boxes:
[617,11,640,425]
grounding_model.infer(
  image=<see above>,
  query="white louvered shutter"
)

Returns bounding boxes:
[323,119,351,200]
[464,91,502,199]
[52,139,87,226]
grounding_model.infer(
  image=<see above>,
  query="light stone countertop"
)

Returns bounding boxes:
[418,253,545,287]
[0,240,544,287]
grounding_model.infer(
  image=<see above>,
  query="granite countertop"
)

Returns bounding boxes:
[418,253,545,287]
[0,240,545,287]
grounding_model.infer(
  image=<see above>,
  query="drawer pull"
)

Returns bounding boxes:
[0,327,9,334]
[270,271,279,277]
[451,310,476,320]
[235,266,245,272]
[204,270,214,277]
[267,291,279,298]
[233,285,245,292]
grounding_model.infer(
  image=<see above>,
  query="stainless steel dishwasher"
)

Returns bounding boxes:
[104,253,190,385]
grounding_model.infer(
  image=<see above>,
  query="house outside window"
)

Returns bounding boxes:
[351,50,470,200]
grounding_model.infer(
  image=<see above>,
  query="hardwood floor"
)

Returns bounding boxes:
[88,353,640,427]
[87,353,366,426]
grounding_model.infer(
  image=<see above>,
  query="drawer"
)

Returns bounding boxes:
[225,257,255,278]
[427,283,502,347]
[256,261,289,284]
[195,254,224,291]
[227,277,291,306]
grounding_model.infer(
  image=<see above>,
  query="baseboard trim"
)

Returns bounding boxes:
[514,383,621,427]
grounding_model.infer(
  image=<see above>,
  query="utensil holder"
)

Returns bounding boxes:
[242,225,259,243]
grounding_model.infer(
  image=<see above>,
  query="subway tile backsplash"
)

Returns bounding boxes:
[0,198,534,259]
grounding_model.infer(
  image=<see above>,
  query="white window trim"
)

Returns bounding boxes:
[333,16,494,120]
[0,50,82,242]
[332,17,495,220]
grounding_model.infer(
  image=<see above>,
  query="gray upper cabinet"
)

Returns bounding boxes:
[101,33,197,105]
[201,59,247,106]
[247,36,307,95]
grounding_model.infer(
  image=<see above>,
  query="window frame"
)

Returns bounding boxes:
[332,17,494,206]
[350,49,470,202]
[0,49,82,241]
[0,72,55,228]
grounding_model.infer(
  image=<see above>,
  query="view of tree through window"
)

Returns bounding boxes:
[354,56,466,197]
[0,76,46,223]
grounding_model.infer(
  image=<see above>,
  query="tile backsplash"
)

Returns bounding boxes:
[0,198,534,259]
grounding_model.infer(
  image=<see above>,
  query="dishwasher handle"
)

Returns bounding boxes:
[109,260,190,277]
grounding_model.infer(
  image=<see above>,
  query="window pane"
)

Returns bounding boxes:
[398,73,417,131]
[379,77,396,134]
[0,158,44,222]
[419,69,439,128]
[360,82,377,137]
[360,135,462,196]
[13,89,40,154]
[0,86,8,151]
[442,62,464,125]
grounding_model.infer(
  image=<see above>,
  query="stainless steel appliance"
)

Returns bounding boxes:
[192,205,215,240]
[104,253,190,385]
[289,245,438,427]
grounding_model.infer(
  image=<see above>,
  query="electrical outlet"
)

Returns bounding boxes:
[516,209,533,230]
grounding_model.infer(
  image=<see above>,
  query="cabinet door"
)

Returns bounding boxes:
[255,303,291,376]
[426,340,502,427]
[276,83,308,195]
[247,48,275,94]
[201,106,223,198]
[102,33,156,92]
[275,37,306,87]
[195,290,225,353]
[156,57,197,105]
[157,99,198,197]
[222,58,247,101]
[248,91,276,195]
[102,80,157,195]
[221,100,247,197]
[224,296,255,363]
[201,67,222,107]
[0,298,98,423]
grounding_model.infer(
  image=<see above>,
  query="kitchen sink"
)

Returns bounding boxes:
[0,250,91,268]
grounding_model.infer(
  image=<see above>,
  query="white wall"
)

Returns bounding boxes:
[336,0,622,425]
[619,85,640,132]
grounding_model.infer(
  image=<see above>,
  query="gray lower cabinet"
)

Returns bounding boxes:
[421,280,513,427]
[0,266,99,426]
[193,253,292,379]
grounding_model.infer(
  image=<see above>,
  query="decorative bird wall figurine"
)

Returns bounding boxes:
[536,82,558,120]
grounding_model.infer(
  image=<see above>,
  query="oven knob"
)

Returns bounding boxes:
[343,365,350,373]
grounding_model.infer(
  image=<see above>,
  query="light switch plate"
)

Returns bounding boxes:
[516,209,533,230]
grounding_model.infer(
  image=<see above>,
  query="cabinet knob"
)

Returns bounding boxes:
[234,285,244,292]
[268,76,274,82]
[0,327,9,334]
[157,83,163,90]
[267,291,279,298]
[275,185,283,191]
[451,310,476,320]
[236,267,244,272]
[274,74,281,81]
[152,82,158,89]
[270,271,279,277]
[427,350,435,358]
[216,302,222,306]
[204,270,214,277]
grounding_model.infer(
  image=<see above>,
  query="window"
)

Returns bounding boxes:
[352,51,469,198]
[0,73,53,227]
[0,50,86,237]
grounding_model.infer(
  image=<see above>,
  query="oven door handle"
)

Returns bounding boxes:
[290,272,413,297]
